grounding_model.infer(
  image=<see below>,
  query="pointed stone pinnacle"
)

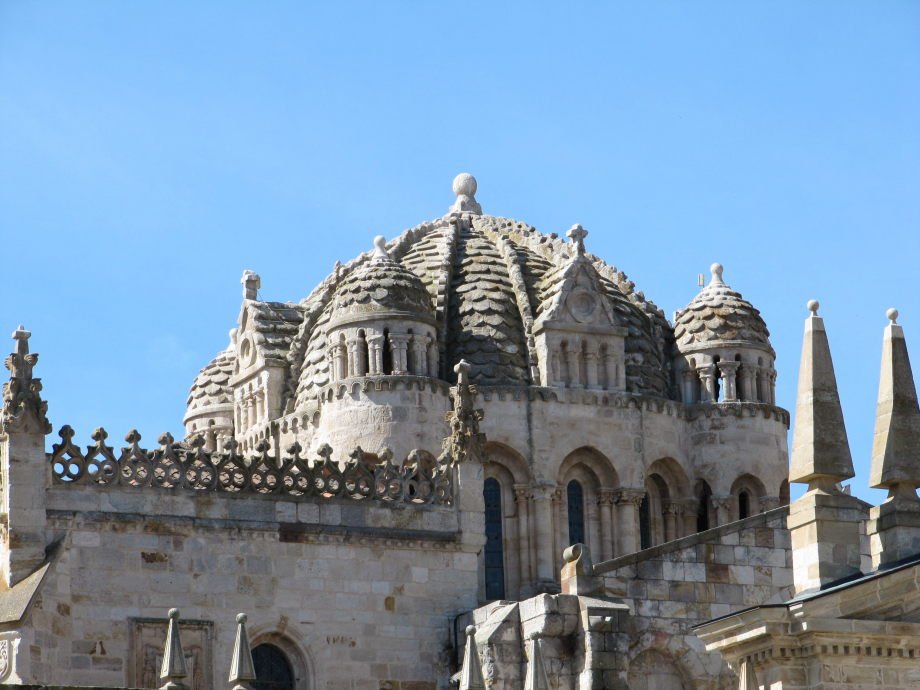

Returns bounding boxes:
[524,632,550,690]
[459,625,485,690]
[159,608,189,690]
[870,310,920,499]
[229,612,257,690]
[789,302,855,490]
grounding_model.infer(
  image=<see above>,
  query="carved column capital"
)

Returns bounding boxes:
[710,495,733,512]
[760,496,782,511]
[531,482,559,502]
[663,499,683,517]
[597,488,617,506]
[613,487,646,508]
[513,484,531,503]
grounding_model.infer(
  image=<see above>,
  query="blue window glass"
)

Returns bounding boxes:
[567,480,585,546]
[483,478,505,600]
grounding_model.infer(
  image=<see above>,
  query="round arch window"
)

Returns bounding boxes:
[252,643,295,690]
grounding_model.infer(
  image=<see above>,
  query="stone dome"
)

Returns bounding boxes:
[673,263,772,353]
[327,235,435,325]
[286,181,674,408]
[186,347,235,413]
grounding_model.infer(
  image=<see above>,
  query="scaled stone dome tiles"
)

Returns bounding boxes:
[186,348,235,411]
[674,263,772,352]
[289,213,673,407]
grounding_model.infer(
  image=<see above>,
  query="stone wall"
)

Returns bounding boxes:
[15,482,482,690]
[461,507,792,690]
[596,506,793,689]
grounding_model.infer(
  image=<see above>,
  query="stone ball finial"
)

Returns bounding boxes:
[236,612,247,624]
[168,608,180,620]
[449,173,482,215]
[710,263,724,284]
[807,299,820,315]
[887,307,899,324]
[453,173,477,198]
[372,235,390,261]
[465,625,476,638]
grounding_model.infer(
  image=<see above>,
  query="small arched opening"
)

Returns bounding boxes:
[252,644,295,690]
[567,479,585,546]
[483,477,505,600]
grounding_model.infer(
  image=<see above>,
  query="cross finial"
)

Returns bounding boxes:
[566,224,588,256]
[241,271,260,300]
[12,325,30,357]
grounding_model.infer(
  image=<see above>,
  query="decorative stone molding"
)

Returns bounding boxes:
[444,360,485,464]
[50,428,454,505]
[1,326,51,435]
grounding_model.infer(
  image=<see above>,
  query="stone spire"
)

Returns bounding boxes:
[458,625,485,690]
[869,309,920,500]
[2,325,51,434]
[524,632,550,690]
[228,613,257,690]
[159,608,189,690]
[789,300,855,491]
[449,173,482,215]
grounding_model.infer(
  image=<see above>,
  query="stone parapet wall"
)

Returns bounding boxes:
[458,509,793,689]
[597,506,792,688]
[20,506,480,689]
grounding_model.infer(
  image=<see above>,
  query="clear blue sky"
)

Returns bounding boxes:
[1,2,918,503]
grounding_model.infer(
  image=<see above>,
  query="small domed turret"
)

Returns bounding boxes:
[325,236,437,381]
[184,335,236,449]
[673,264,775,404]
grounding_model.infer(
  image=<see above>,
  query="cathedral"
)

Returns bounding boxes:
[1,174,919,689]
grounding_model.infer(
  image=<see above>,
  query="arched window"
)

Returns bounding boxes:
[382,329,393,375]
[483,478,505,600]
[696,480,713,532]
[567,480,585,546]
[252,644,295,690]
[738,491,750,520]
[639,493,651,550]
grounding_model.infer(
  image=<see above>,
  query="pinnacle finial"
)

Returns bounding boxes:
[887,307,899,324]
[11,325,30,356]
[807,299,820,315]
[459,625,485,690]
[566,224,588,256]
[449,173,482,215]
[454,359,471,387]
[789,304,854,490]
[159,608,189,690]
[228,612,257,690]
[870,308,920,500]
[241,270,260,300]
[710,263,724,285]
[372,235,390,262]
[524,630,550,690]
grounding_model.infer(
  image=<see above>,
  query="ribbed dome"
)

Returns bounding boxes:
[287,213,674,407]
[328,236,435,323]
[673,263,771,352]
[186,347,235,413]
